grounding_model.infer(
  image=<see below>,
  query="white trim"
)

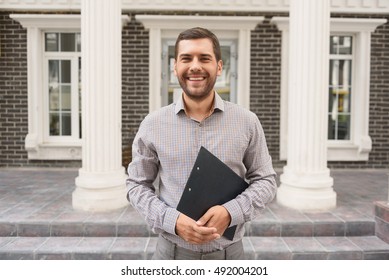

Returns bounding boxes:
[137,15,264,30]
[9,14,130,29]
[10,14,130,160]
[272,17,387,161]
[136,15,263,112]
[2,0,389,14]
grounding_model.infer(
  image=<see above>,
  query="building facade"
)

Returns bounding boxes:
[0,0,388,210]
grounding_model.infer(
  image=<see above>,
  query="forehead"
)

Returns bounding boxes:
[176,38,215,57]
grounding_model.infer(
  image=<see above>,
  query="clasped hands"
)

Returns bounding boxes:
[175,205,231,245]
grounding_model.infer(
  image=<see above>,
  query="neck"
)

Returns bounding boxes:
[183,91,215,121]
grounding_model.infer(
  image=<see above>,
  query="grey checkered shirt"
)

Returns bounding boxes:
[126,93,277,253]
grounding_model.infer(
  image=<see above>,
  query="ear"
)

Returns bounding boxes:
[217,60,223,76]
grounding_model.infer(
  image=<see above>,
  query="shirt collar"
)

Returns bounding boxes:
[174,91,225,115]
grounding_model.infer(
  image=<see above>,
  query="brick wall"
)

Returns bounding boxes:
[121,15,150,168]
[0,12,28,167]
[363,15,389,169]
[1,11,388,169]
[250,15,284,168]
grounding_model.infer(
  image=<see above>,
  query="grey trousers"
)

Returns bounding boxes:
[152,235,245,260]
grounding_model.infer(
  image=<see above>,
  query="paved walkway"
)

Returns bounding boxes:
[0,168,387,221]
[0,167,388,259]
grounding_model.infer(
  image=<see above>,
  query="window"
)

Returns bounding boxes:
[10,14,129,160]
[44,32,81,140]
[328,35,353,141]
[272,17,386,161]
[161,40,237,105]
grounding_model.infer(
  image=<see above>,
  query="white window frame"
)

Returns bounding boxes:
[272,17,387,161]
[135,15,264,112]
[328,34,354,143]
[43,52,81,142]
[10,14,129,160]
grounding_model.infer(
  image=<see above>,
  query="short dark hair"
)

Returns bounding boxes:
[174,27,221,61]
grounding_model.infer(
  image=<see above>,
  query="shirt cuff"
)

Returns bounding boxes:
[162,207,181,236]
[223,200,245,227]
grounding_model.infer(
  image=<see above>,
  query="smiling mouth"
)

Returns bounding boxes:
[187,76,206,81]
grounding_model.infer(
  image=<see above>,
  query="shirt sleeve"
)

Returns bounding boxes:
[126,118,180,236]
[222,114,277,227]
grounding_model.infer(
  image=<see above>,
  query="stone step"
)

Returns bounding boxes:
[0,236,388,260]
[0,219,376,238]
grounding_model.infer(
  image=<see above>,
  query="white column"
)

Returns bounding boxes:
[72,0,128,211]
[277,0,337,211]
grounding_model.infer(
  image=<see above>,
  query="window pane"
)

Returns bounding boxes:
[338,88,351,113]
[49,85,59,110]
[330,36,352,55]
[328,87,335,112]
[330,36,338,55]
[60,33,76,52]
[338,36,352,55]
[328,115,336,140]
[328,112,351,141]
[338,60,352,87]
[50,113,60,136]
[76,33,81,52]
[329,88,338,125]
[61,85,71,110]
[329,60,339,86]
[45,33,59,52]
[61,113,71,135]
[337,115,350,140]
[60,60,71,83]
[49,60,59,83]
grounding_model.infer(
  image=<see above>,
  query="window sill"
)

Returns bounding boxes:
[327,137,372,161]
[26,141,82,160]
[280,138,372,162]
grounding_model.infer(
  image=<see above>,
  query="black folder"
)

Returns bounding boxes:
[177,146,249,240]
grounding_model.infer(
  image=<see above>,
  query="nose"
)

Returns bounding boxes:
[189,58,201,72]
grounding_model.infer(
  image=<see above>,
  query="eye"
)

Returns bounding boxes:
[200,55,213,62]
[179,55,192,62]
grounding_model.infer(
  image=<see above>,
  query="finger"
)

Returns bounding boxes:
[176,213,219,244]
[192,224,217,235]
[187,232,221,245]
[196,212,212,226]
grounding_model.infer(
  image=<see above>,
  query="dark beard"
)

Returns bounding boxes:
[177,76,217,102]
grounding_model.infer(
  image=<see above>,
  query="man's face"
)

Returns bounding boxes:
[174,38,223,101]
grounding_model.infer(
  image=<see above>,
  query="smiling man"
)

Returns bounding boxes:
[126,27,277,260]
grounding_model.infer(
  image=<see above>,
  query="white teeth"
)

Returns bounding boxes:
[188,77,205,81]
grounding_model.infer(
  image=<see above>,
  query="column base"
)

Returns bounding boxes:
[277,167,337,211]
[72,168,129,212]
